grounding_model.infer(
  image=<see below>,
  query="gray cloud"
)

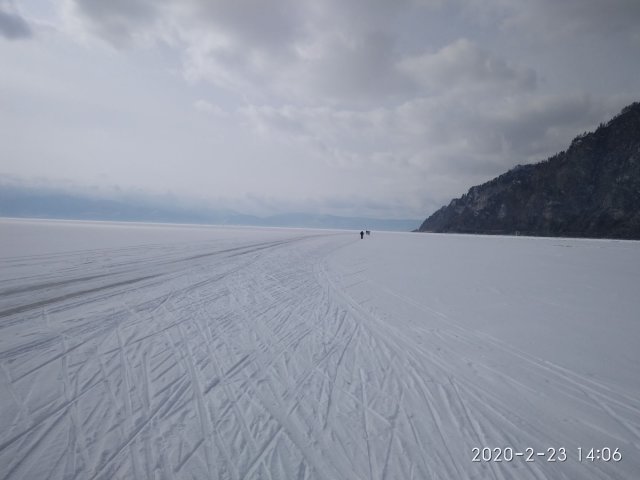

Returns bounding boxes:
[399,38,537,94]
[2,0,639,220]
[500,0,640,39]
[190,0,304,51]
[0,9,32,39]
[69,0,161,47]
[66,0,416,104]
[299,30,412,104]
[236,91,633,206]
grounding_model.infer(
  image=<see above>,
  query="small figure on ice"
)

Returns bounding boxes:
[360,230,364,239]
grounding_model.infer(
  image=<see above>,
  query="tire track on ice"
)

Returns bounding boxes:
[214,239,366,479]
[60,333,91,478]
[380,390,400,480]
[358,368,375,480]
[179,275,263,479]
[0,231,350,479]
[316,259,519,479]
[330,259,640,478]
[174,323,216,478]
[370,276,640,428]
[187,312,239,480]
[1,404,69,480]
[0,236,311,325]
[323,316,358,431]
[88,377,190,480]
[0,274,161,320]
[0,379,103,479]
[240,364,363,480]
[115,324,144,480]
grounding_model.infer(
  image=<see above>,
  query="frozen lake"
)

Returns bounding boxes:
[1,218,639,479]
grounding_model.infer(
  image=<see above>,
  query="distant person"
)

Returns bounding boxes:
[360,231,364,239]
[366,230,370,236]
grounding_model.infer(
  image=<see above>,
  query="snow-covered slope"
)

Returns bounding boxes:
[1,219,638,479]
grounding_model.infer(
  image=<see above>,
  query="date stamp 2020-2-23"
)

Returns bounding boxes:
[472,446,622,463]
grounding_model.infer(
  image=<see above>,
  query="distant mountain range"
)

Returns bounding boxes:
[0,185,420,232]
[418,102,640,239]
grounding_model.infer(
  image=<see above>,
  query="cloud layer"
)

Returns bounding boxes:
[1,0,638,218]
[0,2,32,39]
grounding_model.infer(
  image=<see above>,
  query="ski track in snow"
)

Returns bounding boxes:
[0,223,639,479]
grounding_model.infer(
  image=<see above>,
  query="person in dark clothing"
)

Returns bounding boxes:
[360,231,364,239]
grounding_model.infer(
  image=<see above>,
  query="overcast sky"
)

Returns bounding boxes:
[1,0,639,219]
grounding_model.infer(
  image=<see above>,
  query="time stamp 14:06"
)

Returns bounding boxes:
[472,447,622,463]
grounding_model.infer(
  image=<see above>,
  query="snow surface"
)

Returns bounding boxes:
[1,218,639,479]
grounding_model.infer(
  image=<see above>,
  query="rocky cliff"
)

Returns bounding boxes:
[418,102,640,239]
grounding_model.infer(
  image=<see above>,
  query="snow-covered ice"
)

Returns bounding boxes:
[1,218,639,479]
